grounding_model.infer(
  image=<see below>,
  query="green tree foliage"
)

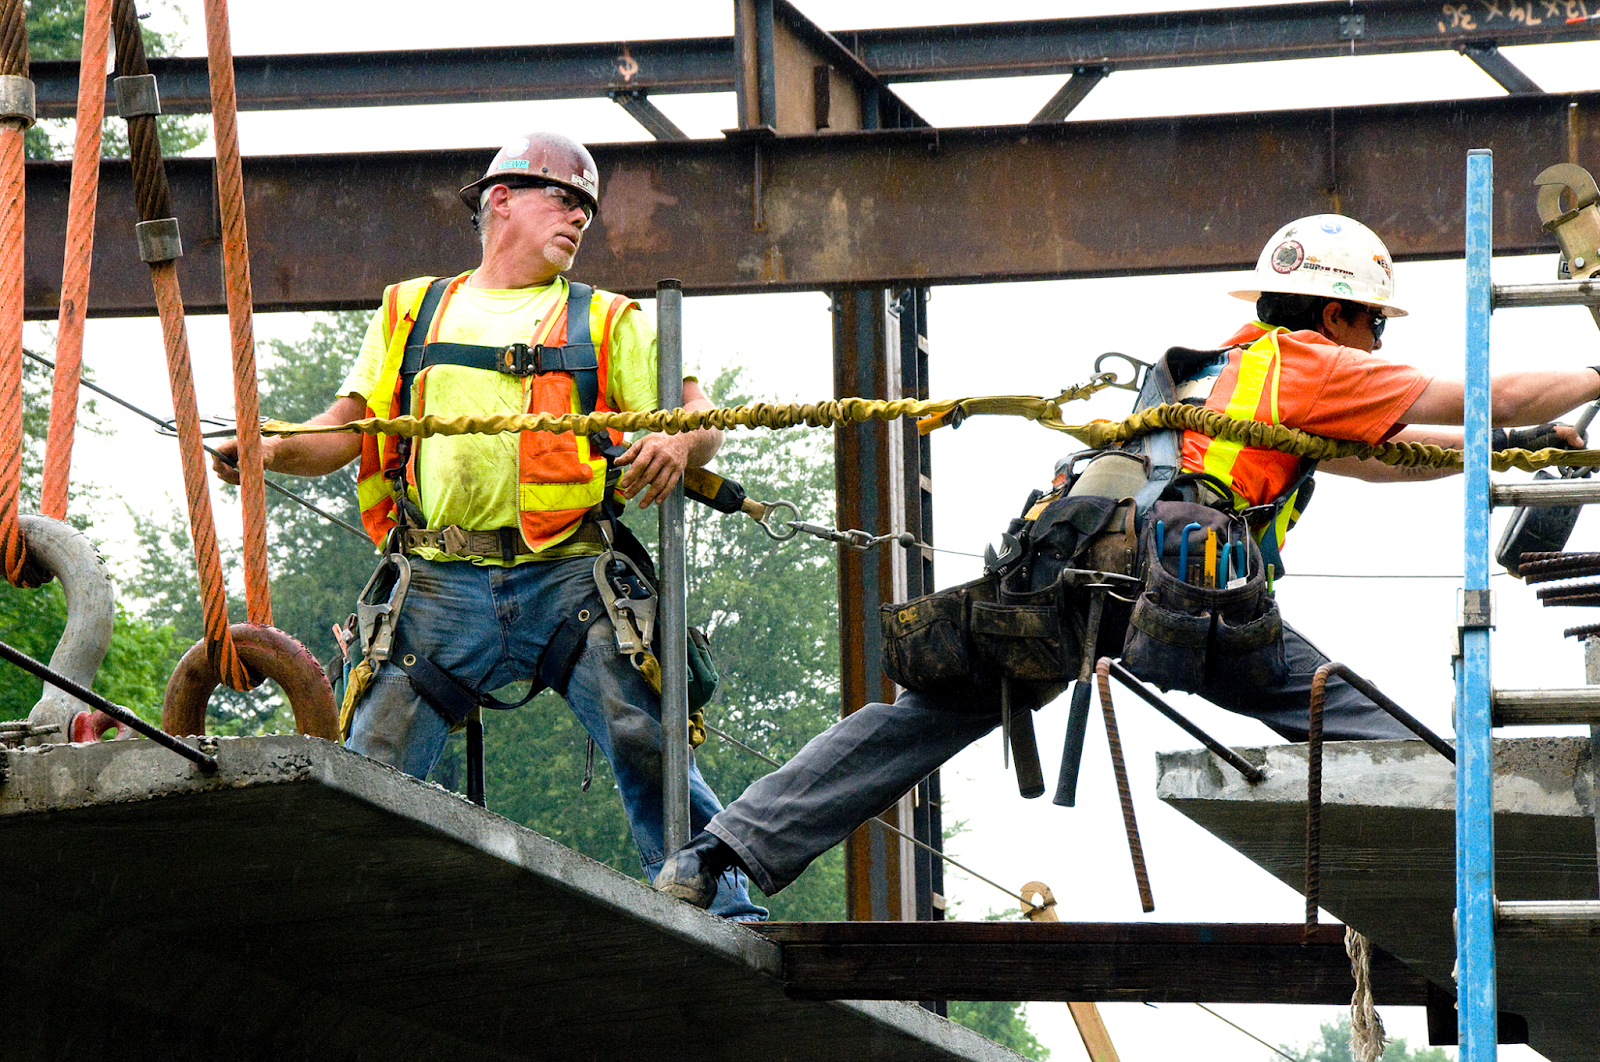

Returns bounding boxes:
[24,0,207,160]
[1280,1019,1452,1062]
[120,312,374,734]
[0,343,182,725]
[948,1002,1050,1060]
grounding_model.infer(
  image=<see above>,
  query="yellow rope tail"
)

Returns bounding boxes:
[263,385,1600,475]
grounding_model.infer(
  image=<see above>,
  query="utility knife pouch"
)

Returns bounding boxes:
[1120,500,1285,693]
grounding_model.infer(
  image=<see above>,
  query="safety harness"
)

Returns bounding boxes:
[344,279,655,733]
[1121,346,1315,578]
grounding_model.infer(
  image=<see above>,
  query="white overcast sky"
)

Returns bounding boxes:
[28,2,1600,1059]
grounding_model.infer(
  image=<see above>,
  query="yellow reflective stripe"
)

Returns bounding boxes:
[519,461,608,513]
[1201,329,1284,494]
[369,279,435,421]
[1228,331,1280,423]
[357,471,392,511]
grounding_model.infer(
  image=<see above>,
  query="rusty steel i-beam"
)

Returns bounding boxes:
[23,92,1586,318]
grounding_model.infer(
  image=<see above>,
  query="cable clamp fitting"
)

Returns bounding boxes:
[0,75,36,129]
[114,74,162,119]
[136,218,184,263]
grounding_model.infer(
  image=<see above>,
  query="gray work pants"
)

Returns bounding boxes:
[707,620,1415,896]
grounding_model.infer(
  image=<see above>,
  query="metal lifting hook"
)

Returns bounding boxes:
[753,499,800,541]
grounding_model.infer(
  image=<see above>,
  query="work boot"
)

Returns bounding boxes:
[655,831,738,909]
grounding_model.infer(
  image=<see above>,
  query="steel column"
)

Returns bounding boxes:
[1458,147,1499,1061]
[896,286,943,930]
[834,287,915,922]
[656,280,690,857]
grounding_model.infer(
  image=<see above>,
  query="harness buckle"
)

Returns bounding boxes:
[497,342,542,376]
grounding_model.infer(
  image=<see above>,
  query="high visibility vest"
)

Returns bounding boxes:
[354,273,634,551]
[1181,327,1313,558]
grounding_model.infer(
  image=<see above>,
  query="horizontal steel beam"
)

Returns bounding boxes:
[27,2,1600,117]
[23,92,1589,317]
[850,0,1600,80]
[754,921,1432,1004]
[30,39,732,118]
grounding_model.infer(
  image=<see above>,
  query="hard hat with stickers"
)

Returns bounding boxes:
[1229,213,1407,317]
[458,132,601,217]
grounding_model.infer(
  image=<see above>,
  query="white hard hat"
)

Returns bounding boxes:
[1229,214,1408,318]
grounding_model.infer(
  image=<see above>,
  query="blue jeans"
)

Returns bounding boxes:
[347,554,766,921]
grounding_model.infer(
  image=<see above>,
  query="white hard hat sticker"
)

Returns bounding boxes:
[499,139,529,161]
[1319,218,1343,234]
[1271,240,1305,273]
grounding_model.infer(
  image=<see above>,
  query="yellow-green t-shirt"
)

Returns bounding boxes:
[340,274,658,564]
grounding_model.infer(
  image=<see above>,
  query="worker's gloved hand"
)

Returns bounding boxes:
[1492,422,1582,451]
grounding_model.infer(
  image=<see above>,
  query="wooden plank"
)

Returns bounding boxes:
[753,922,1432,1004]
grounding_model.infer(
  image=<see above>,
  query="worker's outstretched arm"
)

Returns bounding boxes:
[1400,368,1600,428]
[211,394,367,485]
[615,377,724,509]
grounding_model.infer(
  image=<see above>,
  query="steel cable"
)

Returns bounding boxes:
[41,0,113,521]
[110,0,169,222]
[0,0,36,587]
[110,0,249,689]
[201,0,271,626]
[151,263,251,689]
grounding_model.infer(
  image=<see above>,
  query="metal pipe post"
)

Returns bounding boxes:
[656,279,691,857]
[1458,148,1499,1061]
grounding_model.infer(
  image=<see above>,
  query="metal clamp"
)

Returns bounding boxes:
[0,75,36,129]
[1459,588,1496,631]
[136,218,183,263]
[114,74,162,119]
[1536,163,1600,282]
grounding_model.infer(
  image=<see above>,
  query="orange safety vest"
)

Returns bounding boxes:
[354,273,634,552]
[1180,327,1313,557]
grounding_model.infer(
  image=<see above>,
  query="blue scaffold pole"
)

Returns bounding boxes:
[1458,148,1499,1060]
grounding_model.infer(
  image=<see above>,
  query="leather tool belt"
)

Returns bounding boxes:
[402,520,603,562]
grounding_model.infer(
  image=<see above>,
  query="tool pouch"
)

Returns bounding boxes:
[969,574,1079,683]
[880,576,995,690]
[1121,500,1285,693]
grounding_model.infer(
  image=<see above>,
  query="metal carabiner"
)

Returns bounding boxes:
[755,499,800,542]
[1093,352,1152,392]
[593,550,658,667]
[354,552,412,674]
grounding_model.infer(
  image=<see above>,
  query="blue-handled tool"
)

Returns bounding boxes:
[1155,520,1166,557]
[1177,521,1202,583]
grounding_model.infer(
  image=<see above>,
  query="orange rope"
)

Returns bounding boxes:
[0,0,35,588]
[106,0,250,691]
[40,0,113,521]
[151,262,251,691]
[202,0,270,626]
